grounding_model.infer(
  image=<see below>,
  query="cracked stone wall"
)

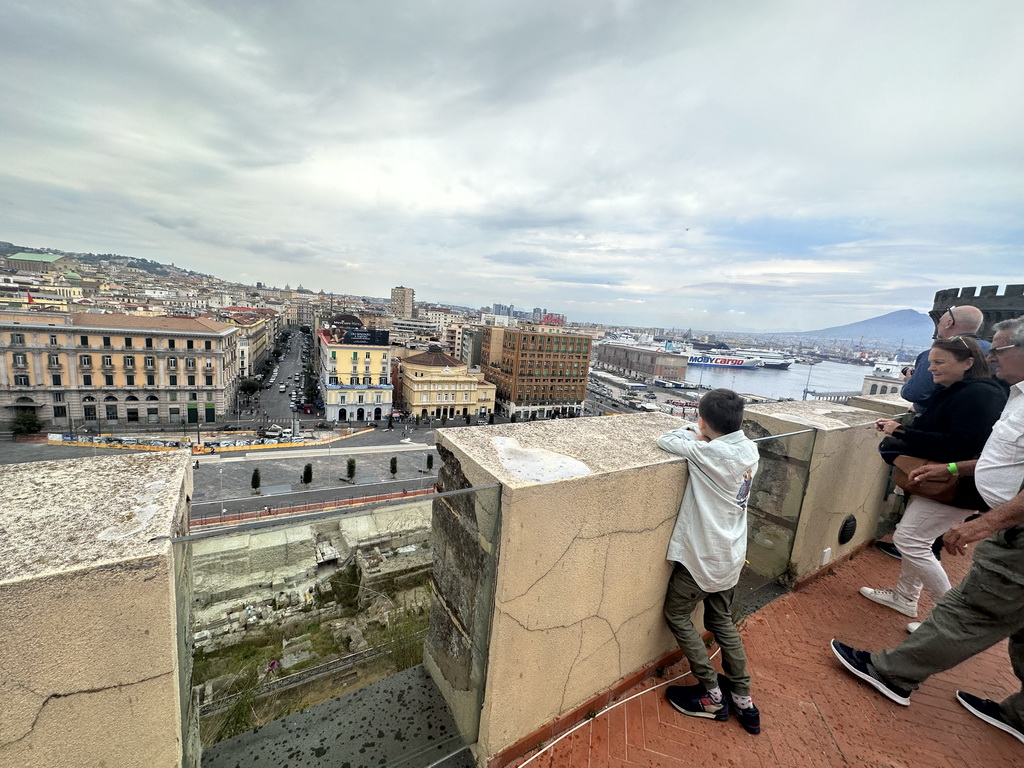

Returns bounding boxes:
[428,406,898,761]
[0,452,197,767]
[428,415,691,761]
[745,401,895,579]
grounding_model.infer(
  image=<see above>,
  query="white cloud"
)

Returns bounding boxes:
[1,1,1022,331]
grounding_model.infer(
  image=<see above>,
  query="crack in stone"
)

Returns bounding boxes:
[0,670,174,749]
[503,513,676,604]
[560,621,586,710]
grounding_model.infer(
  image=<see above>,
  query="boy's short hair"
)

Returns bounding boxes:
[698,388,745,434]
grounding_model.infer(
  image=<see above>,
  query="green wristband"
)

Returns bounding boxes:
[947,462,958,476]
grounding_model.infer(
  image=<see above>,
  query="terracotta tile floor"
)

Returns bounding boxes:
[510,546,1022,768]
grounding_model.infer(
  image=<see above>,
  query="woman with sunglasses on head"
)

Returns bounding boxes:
[863,336,1007,630]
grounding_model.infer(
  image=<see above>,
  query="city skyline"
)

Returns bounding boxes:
[2,2,1022,331]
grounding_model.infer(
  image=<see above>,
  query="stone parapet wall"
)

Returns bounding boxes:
[427,405,897,764]
[0,453,197,767]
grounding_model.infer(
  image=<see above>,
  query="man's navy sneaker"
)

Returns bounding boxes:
[875,538,943,561]
[830,639,911,706]
[665,685,729,721]
[957,691,1024,744]
[874,541,902,559]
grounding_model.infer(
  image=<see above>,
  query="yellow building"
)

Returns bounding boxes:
[317,321,393,423]
[1,310,238,429]
[399,346,496,420]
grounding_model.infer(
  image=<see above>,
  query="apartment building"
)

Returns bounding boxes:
[398,346,496,420]
[459,325,483,367]
[1,310,238,429]
[217,307,280,378]
[390,317,438,344]
[593,341,688,382]
[480,324,592,419]
[317,321,393,422]
[390,285,415,318]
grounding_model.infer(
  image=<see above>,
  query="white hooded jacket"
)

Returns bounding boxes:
[657,426,759,592]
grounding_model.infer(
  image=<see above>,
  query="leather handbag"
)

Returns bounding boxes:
[892,455,959,504]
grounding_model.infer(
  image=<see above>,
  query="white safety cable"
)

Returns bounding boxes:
[516,647,722,768]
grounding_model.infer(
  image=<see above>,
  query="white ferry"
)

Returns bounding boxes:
[686,350,765,369]
[733,348,796,370]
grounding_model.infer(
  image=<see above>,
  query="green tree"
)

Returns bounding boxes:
[11,410,42,436]
[441,414,448,426]
[530,412,537,421]
[488,412,495,425]
[510,413,518,423]
[251,468,261,494]
[415,415,421,426]
[346,457,356,483]
[302,463,313,486]
[464,413,471,425]
[426,454,434,472]
[390,456,398,478]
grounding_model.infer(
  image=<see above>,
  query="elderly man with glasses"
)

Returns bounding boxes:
[832,316,1024,745]
[901,305,991,414]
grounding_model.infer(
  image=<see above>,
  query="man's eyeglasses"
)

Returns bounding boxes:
[989,343,1022,356]
[944,306,958,324]
[947,335,971,349]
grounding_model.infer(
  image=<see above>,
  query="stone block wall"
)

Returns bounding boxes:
[0,453,197,767]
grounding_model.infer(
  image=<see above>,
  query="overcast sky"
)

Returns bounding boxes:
[2,1,1022,331]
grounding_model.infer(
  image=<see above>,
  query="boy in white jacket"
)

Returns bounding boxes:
[656,388,761,734]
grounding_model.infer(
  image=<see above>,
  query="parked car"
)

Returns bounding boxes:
[366,421,377,428]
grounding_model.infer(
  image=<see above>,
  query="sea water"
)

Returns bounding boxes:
[687,361,882,401]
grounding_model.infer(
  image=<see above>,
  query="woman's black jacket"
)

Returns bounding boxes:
[896,377,1008,463]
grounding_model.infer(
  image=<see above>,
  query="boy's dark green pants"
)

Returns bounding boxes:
[664,561,751,695]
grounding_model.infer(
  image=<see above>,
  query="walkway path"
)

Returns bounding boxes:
[517,545,1020,768]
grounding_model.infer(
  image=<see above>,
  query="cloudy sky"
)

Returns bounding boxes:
[2,1,1022,331]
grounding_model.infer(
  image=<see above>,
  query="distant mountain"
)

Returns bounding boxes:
[793,309,934,351]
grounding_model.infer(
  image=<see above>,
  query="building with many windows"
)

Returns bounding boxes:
[397,346,495,421]
[480,325,592,419]
[592,341,688,382]
[1,311,238,430]
[389,316,438,344]
[216,307,280,379]
[316,318,393,423]
[390,286,415,318]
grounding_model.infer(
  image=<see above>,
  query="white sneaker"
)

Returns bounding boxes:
[859,587,918,618]
[907,622,921,633]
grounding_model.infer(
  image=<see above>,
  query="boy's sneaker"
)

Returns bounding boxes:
[858,586,918,617]
[732,703,761,735]
[665,686,729,721]
[956,691,1024,744]
[830,639,911,706]
[715,673,761,734]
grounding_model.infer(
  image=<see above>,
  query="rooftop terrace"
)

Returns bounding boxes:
[2,395,1020,767]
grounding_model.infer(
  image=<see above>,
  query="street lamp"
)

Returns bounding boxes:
[219,468,225,516]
